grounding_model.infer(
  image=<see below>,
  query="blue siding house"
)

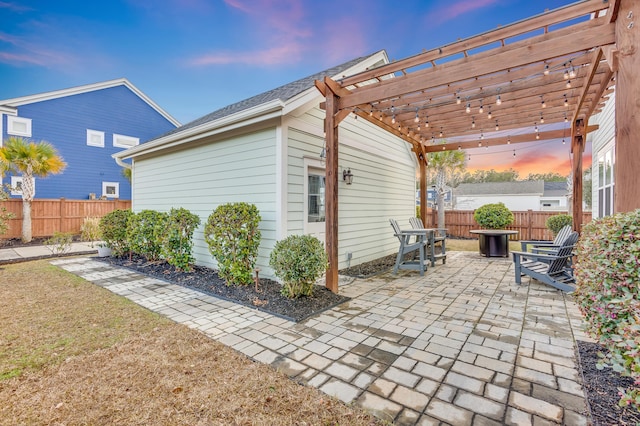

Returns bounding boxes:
[0,79,179,200]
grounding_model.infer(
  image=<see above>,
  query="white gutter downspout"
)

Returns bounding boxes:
[114,155,132,170]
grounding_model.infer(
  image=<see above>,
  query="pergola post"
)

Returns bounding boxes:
[571,119,584,232]
[418,151,428,226]
[614,0,640,213]
[324,85,339,293]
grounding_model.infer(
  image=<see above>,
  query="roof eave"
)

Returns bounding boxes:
[114,98,285,160]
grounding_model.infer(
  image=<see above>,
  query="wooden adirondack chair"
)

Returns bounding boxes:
[389,219,429,275]
[511,231,578,292]
[409,217,447,266]
[520,225,572,253]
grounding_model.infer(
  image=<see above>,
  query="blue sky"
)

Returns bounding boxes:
[0,0,585,176]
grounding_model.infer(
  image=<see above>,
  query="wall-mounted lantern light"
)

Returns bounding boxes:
[343,168,353,185]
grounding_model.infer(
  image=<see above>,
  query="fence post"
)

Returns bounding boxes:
[59,198,66,233]
[527,209,533,240]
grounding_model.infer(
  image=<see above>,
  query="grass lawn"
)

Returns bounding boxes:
[0,260,382,425]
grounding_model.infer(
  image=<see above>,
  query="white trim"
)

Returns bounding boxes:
[113,133,139,148]
[102,181,120,198]
[286,115,414,167]
[86,129,105,147]
[275,122,287,240]
[10,176,27,196]
[7,116,32,137]
[0,78,181,127]
[303,158,326,241]
[114,100,284,160]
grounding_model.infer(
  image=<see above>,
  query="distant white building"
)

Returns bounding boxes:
[454,181,568,211]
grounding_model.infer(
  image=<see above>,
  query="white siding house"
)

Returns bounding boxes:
[587,91,615,219]
[454,181,568,211]
[114,51,417,279]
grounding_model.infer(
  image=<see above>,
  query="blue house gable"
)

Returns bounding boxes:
[0,79,179,200]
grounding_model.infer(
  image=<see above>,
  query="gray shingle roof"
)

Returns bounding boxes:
[147,52,382,142]
[455,181,545,195]
[543,181,568,196]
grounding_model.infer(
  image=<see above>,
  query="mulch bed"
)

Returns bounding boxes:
[577,341,640,425]
[99,255,350,322]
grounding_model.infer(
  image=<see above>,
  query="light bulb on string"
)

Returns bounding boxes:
[466,103,471,113]
[566,80,572,89]
[569,61,576,78]
[392,115,396,124]
[507,136,511,145]
[457,145,461,150]
[439,127,444,137]
[414,108,420,123]
[513,149,516,157]
[544,64,550,75]
[564,94,569,107]
[563,67,569,79]
[495,120,499,131]
[425,116,429,128]
[540,113,545,124]
[456,95,461,105]
[479,101,484,114]
[541,97,546,108]
[487,108,492,119]
[496,95,502,105]
[471,117,476,128]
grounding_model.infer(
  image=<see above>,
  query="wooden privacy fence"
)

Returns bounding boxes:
[1,198,131,239]
[425,209,592,241]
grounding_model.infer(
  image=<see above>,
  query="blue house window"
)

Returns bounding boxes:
[113,134,139,148]
[102,182,119,198]
[87,129,105,147]
[7,116,32,137]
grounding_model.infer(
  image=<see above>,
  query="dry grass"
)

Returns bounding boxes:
[0,261,382,425]
[446,238,521,253]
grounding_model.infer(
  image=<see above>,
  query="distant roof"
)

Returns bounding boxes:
[151,51,385,141]
[543,181,568,197]
[0,78,180,127]
[455,181,544,195]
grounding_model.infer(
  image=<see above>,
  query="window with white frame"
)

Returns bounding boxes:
[7,116,32,137]
[112,133,139,148]
[102,181,119,198]
[597,145,615,218]
[10,176,29,196]
[86,129,105,147]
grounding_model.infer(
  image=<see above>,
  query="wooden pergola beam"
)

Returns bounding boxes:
[339,20,615,109]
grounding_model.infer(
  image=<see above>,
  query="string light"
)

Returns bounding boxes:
[513,149,516,157]
[487,107,492,119]
[468,154,471,161]
[425,116,429,128]
[479,101,484,114]
[466,103,471,113]
[392,115,396,124]
[471,117,476,128]
[540,112,545,124]
[495,120,499,131]
[564,113,568,122]
[456,94,461,104]
[457,145,461,150]
[569,61,577,78]
[414,108,420,123]
[496,95,502,105]
[544,64,550,75]
[507,136,511,145]
[564,94,569,107]
[541,96,546,108]
[563,67,570,80]
[480,130,484,140]
[566,80,572,89]
[439,127,444,137]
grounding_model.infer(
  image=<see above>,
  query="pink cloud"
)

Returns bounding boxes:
[0,32,78,68]
[0,1,33,13]
[426,0,501,24]
[189,43,304,66]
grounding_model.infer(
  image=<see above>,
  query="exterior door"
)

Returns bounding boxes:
[305,166,326,242]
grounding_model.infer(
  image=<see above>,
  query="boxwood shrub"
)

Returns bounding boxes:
[99,209,134,256]
[127,209,168,261]
[163,207,201,271]
[205,203,261,286]
[269,234,328,298]
[546,214,572,235]
[574,209,640,409]
[473,202,514,229]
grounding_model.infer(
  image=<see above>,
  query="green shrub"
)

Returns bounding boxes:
[0,186,15,236]
[99,209,134,256]
[163,207,200,271]
[204,203,261,286]
[80,217,101,245]
[574,209,640,409]
[473,202,514,229]
[546,214,572,235]
[45,231,73,255]
[127,210,168,261]
[269,234,328,298]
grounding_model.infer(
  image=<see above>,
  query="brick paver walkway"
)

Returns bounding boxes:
[52,252,592,425]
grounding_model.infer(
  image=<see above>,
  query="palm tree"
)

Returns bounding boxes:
[0,137,66,242]
[427,147,466,229]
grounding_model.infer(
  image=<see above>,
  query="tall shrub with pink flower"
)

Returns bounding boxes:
[574,209,640,408]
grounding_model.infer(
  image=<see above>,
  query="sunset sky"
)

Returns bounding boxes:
[0,0,588,177]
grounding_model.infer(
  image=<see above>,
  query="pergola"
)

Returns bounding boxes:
[316,0,638,292]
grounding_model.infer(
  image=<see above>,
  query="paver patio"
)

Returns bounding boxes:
[52,252,592,425]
